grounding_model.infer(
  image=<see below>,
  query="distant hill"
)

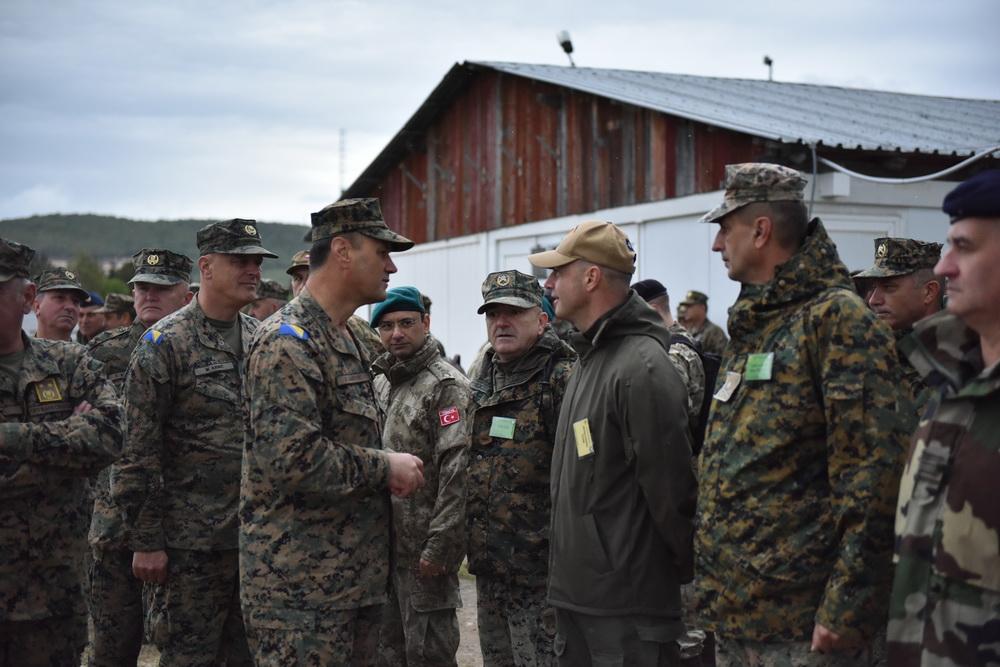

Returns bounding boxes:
[0,214,310,281]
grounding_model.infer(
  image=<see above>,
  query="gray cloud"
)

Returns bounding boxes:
[2,0,997,222]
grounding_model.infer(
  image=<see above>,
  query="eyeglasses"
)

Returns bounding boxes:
[376,317,419,333]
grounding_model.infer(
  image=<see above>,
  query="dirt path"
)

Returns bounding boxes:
[127,575,482,666]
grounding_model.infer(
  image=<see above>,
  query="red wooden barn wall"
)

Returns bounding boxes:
[367,70,760,244]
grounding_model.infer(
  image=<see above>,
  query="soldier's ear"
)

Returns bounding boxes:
[751,216,773,248]
[21,282,37,315]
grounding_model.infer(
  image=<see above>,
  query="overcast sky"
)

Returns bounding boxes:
[2,0,998,224]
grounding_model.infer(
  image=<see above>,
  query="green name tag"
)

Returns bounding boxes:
[489,416,516,439]
[744,352,774,381]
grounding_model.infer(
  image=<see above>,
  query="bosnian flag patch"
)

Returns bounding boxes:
[438,406,461,426]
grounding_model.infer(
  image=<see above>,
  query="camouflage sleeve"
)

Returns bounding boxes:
[420,379,471,570]
[702,325,729,356]
[668,344,705,419]
[619,343,697,579]
[810,296,907,641]
[111,339,174,552]
[246,333,390,498]
[0,350,123,497]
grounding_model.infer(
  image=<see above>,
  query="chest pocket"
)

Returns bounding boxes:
[335,371,379,423]
[193,361,240,416]
[25,378,73,423]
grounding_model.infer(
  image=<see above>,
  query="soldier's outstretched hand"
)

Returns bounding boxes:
[387,452,425,497]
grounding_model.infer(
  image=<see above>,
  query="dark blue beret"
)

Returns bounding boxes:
[370,286,425,327]
[85,290,105,307]
[943,169,1000,222]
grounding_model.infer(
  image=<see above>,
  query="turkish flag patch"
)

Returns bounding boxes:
[438,406,461,427]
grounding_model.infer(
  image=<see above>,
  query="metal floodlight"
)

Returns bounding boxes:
[557,30,576,67]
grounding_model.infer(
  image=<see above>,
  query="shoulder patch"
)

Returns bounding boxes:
[438,406,461,427]
[278,323,309,340]
[143,329,165,345]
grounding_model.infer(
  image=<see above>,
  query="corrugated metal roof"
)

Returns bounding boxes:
[475,61,1000,156]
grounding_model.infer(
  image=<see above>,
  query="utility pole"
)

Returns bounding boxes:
[339,128,347,196]
[763,55,774,82]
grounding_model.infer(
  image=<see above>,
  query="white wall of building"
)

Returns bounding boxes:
[384,175,957,370]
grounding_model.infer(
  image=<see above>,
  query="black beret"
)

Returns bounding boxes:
[943,170,1000,222]
[632,278,667,302]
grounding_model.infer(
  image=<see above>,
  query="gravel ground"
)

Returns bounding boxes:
[124,574,483,666]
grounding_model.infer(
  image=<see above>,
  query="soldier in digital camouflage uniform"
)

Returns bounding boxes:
[85,248,193,666]
[240,198,425,667]
[286,249,310,297]
[888,170,1000,667]
[0,238,123,666]
[370,286,472,667]
[467,270,576,667]
[695,164,910,665]
[632,278,706,424]
[855,237,943,421]
[112,220,278,666]
[678,290,728,356]
[286,246,384,360]
[32,266,90,341]
[247,278,288,321]
[97,292,137,329]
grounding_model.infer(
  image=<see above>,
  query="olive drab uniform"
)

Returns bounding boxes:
[241,288,393,666]
[467,327,576,666]
[373,334,472,667]
[0,334,123,665]
[689,318,728,356]
[84,320,148,666]
[112,297,257,666]
[887,311,1000,666]
[695,219,909,654]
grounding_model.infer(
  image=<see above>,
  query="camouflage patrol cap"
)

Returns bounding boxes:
[701,163,807,223]
[34,266,90,301]
[96,292,135,314]
[285,250,310,276]
[306,198,414,251]
[256,279,289,301]
[196,219,278,258]
[855,237,942,279]
[679,290,709,306]
[477,270,544,314]
[129,248,194,286]
[0,238,35,282]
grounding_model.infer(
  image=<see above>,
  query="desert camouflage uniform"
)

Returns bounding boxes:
[690,318,728,356]
[111,298,256,666]
[0,333,123,665]
[667,321,706,423]
[887,311,1000,666]
[467,327,576,667]
[372,334,472,667]
[695,220,909,657]
[84,320,148,665]
[241,287,393,666]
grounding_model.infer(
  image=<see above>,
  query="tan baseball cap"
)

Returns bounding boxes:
[527,221,636,274]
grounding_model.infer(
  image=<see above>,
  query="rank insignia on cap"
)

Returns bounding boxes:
[876,242,888,258]
[65,271,75,280]
[278,323,309,340]
[496,274,510,287]
[147,254,160,266]
[244,225,257,236]
[34,378,63,403]
[143,329,164,344]
[439,406,461,426]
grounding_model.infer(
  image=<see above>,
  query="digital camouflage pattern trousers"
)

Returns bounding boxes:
[476,576,556,667]
[148,548,252,667]
[0,614,86,667]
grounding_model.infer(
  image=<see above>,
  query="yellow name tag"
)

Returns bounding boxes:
[34,378,63,403]
[573,418,595,458]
